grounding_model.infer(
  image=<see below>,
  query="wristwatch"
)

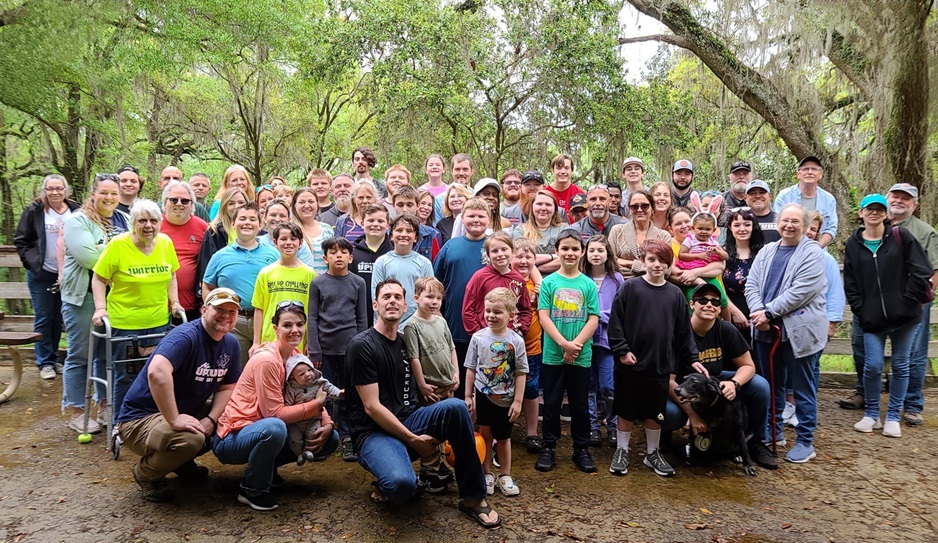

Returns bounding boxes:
[764,309,774,321]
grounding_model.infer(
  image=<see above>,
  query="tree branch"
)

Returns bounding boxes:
[618,34,688,48]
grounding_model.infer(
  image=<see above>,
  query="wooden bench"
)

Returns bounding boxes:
[0,245,44,404]
[0,330,42,404]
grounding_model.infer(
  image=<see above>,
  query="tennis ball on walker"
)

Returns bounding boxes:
[78,433,93,444]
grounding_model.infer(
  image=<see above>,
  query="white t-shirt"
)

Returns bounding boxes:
[43,207,72,273]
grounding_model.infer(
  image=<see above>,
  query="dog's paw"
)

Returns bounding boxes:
[744,465,757,477]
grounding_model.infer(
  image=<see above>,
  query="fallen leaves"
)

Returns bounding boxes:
[685,523,712,530]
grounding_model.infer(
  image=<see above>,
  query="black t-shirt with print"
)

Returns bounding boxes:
[678,319,750,380]
[346,327,418,451]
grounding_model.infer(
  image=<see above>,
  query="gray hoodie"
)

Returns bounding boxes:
[284,354,342,407]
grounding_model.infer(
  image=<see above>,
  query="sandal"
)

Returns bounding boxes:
[524,435,542,454]
[370,481,389,504]
[458,500,501,529]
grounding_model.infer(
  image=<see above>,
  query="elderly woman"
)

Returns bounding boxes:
[844,194,931,439]
[214,302,337,511]
[663,282,777,470]
[510,190,566,274]
[209,164,255,220]
[60,174,131,433]
[722,207,766,344]
[608,190,671,278]
[336,180,378,242]
[91,199,182,418]
[14,174,80,380]
[745,203,827,464]
[435,183,472,244]
[291,187,335,276]
[649,182,674,233]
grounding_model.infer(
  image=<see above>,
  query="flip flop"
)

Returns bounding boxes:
[370,481,389,504]
[458,500,501,529]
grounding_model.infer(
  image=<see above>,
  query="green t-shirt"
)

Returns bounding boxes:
[538,271,599,367]
[402,315,457,388]
[92,233,180,329]
[251,262,316,350]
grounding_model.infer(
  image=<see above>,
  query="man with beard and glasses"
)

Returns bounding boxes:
[670,159,698,209]
[573,185,627,241]
[319,173,354,227]
[500,169,523,213]
[502,169,552,225]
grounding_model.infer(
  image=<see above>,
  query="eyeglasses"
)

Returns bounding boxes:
[798,166,822,173]
[502,179,521,186]
[208,290,241,304]
[45,187,66,192]
[167,197,192,206]
[693,297,721,307]
[276,300,305,310]
[628,203,651,211]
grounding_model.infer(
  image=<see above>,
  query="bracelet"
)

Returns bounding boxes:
[730,379,741,391]
[206,414,217,426]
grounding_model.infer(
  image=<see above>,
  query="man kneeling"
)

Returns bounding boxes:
[345,279,500,529]
[116,288,242,502]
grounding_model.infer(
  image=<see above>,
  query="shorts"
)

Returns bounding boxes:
[613,369,668,423]
[524,353,542,400]
[475,393,514,441]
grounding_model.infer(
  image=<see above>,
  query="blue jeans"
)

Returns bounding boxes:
[320,354,348,437]
[851,313,865,395]
[588,346,616,433]
[99,324,169,413]
[755,341,821,446]
[26,269,63,368]
[62,297,104,409]
[863,321,917,422]
[904,302,931,415]
[213,418,339,495]
[663,371,770,440]
[523,353,542,400]
[357,398,485,504]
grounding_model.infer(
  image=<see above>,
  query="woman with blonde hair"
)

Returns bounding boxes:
[435,183,472,244]
[335,180,378,242]
[510,190,566,274]
[209,165,256,220]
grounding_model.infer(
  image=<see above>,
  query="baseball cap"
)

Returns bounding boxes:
[622,157,645,170]
[117,164,139,175]
[473,178,501,197]
[520,170,545,185]
[888,183,918,201]
[746,180,770,193]
[730,161,751,173]
[798,155,822,169]
[860,194,887,210]
[204,287,242,309]
[570,193,588,210]
[691,283,721,299]
[672,159,694,173]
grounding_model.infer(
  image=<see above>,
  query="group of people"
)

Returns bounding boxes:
[12,148,935,527]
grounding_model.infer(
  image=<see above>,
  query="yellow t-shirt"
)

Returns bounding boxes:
[93,233,180,329]
[251,262,316,350]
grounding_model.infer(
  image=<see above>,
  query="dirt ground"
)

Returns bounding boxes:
[1,363,936,543]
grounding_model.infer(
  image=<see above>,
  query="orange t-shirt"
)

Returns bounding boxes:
[523,278,542,355]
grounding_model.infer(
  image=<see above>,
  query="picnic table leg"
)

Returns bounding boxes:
[0,346,24,405]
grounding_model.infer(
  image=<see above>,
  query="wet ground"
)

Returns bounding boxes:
[1,362,936,543]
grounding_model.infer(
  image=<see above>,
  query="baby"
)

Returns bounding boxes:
[284,354,343,465]
[677,193,727,273]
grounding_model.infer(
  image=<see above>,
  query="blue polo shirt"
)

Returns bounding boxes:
[202,241,279,310]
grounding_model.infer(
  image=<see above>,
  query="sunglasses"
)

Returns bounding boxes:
[276,300,305,310]
[729,206,751,213]
[693,297,721,307]
[587,184,608,191]
[208,290,241,304]
[629,203,651,211]
[256,184,274,194]
[94,173,120,182]
[167,197,192,206]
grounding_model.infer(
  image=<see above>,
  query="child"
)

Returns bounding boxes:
[511,238,544,453]
[465,288,528,496]
[403,277,459,492]
[251,222,316,354]
[284,354,342,465]
[372,214,434,325]
[463,232,532,338]
[433,197,491,400]
[350,205,392,325]
[580,235,623,448]
[608,239,698,477]
[677,194,727,273]
[392,185,443,261]
[308,236,369,462]
[535,229,599,473]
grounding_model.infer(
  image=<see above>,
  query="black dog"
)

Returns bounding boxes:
[674,373,756,476]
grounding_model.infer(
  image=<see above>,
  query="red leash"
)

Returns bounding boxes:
[768,325,783,456]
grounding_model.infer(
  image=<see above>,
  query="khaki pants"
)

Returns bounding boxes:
[419,385,455,476]
[118,413,206,482]
[231,313,253,366]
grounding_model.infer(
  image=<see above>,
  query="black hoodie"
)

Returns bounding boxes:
[351,234,393,324]
[844,225,931,333]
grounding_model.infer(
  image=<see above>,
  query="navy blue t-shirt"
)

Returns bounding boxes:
[117,319,242,422]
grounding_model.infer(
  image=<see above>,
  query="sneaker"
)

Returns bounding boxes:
[492,449,500,468]
[54,362,64,374]
[297,451,315,466]
[883,420,902,438]
[437,463,454,483]
[496,475,520,496]
[643,449,675,477]
[572,448,597,473]
[134,469,175,503]
[524,435,542,454]
[903,412,924,426]
[609,447,629,475]
[782,402,796,424]
[607,430,617,448]
[784,443,816,464]
[173,460,209,482]
[765,438,787,448]
[837,391,864,410]
[788,413,799,427]
[588,430,602,447]
[39,365,56,380]
[534,447,555,472]
[484,473,495,496]
[418,474,449,494]
[560,403,572,422]
[341,436,357,462]
[238,490,279,511]
[68,414,101,435]
[854,416,883,433]
[747,440,778,470]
